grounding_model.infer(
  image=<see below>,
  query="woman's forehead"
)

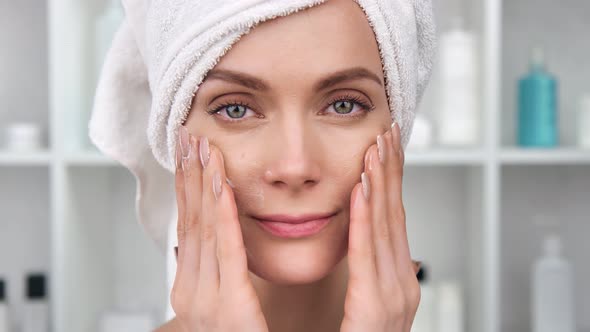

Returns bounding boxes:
[207,0,384,87]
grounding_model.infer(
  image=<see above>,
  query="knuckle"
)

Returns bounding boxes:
[376,220,391,240]
[201,223,216,241]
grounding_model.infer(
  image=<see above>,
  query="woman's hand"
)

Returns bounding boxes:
[341,122,421,332]
[170,126,269,332]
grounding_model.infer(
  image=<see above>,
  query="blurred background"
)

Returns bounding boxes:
[0,0,588,331]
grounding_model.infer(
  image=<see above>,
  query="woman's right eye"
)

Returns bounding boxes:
[207,103,258,122]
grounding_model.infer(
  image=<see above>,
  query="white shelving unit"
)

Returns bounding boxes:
[1,0,588,331]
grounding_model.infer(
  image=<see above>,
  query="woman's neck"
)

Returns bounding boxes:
[249,257,349,332]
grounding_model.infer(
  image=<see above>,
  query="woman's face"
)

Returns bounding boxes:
[184,0,391,285]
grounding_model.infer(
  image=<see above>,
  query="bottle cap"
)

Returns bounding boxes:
[543,234,562,256]
[416,264,428,283]
[0,279,5,301]
[26,273,47,300]
[530,46,545,69]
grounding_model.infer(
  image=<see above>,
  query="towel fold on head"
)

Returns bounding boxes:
[89,0,436,254]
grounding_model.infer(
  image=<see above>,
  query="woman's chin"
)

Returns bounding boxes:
[245,238,348,285]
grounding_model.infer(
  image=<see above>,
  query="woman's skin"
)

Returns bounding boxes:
[157,0,420,331]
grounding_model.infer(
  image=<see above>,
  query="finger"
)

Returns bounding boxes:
[347,177,378,291]
[387,123,414,278]
[215,153,250,291]
[198,137,221,298]
[369,136,399,288]
[174,134,187,265]
[181,133,204,282]
[172,130,201,311]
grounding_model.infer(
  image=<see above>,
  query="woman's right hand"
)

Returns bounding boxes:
[170,126,269,332]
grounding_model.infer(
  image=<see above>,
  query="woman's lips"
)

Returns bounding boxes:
[253,213,335,238]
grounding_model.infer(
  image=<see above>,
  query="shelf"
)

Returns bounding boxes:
[404,149,486,165]
[62,151,120,166]
[0,150,52,166]
[500,148,590,164]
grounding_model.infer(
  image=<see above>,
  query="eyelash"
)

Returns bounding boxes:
[206,93,375,122]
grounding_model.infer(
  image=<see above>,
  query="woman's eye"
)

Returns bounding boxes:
[325,97,373,117]
[208,103,255,121]
[333,100,355,114]
[225,105,247,118]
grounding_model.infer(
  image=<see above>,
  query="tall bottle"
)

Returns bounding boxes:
[411,265,435,332]
[437,17,480,146]
[0,279,9,332]
[94,0,125,76]
[22,274,49,332]
[532,234,575,332]
[517,47,558,147]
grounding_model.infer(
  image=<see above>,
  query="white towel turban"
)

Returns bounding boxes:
[89,0,436,254]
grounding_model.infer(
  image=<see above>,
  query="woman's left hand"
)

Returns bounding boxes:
[341,122,421,332]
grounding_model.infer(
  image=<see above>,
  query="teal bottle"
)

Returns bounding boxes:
[517,48,558,147]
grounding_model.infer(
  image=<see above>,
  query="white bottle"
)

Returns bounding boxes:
[437,281,464,332]
[407,114,434,150]
[578,94,590,148]
[0,279,9,332]
[532,234,575,332]
[437,17,479,146]
[411,265,435,332]
[94,0,125,75]
[22,274,49,332]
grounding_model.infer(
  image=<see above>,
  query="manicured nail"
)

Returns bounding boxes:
[226,177,235,188]
[182,135,198,172]
[361,172,370,200]
[213,171,223,200]
[392,122,401,146]
[200,136,210,169]
[377,134,385,163]
[175,143,182,170]
[179,126,190,159]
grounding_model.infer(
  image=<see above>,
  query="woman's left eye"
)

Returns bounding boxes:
[323,95,375,118]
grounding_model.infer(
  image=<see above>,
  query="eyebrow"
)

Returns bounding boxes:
[204,67,383,92]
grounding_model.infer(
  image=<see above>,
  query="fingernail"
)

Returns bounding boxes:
[213,171,223,200]
[174,246,178,260]
[377,135,385,163]
[392,122,401,145]
[182,135,197,172]
[361,172,370,200]
[226,177,235,188]
[179,126,190,159]
[200,136,210,169]
[175,142,182,170]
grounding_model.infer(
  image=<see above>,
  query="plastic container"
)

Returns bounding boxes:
[22,274,49,332]
[4,122,42,152]
[0,279,9,332]
[578,95,590,148]
[517,47,558,147]
[532,234,575,332]
[437,17,480,146]
[407,114,434,150]
[411,265,435,332]
[437,281,464,332]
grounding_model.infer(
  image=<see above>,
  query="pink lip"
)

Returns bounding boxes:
[253,213,335,238]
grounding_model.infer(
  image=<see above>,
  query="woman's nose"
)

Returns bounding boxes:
[262,125,321,191]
